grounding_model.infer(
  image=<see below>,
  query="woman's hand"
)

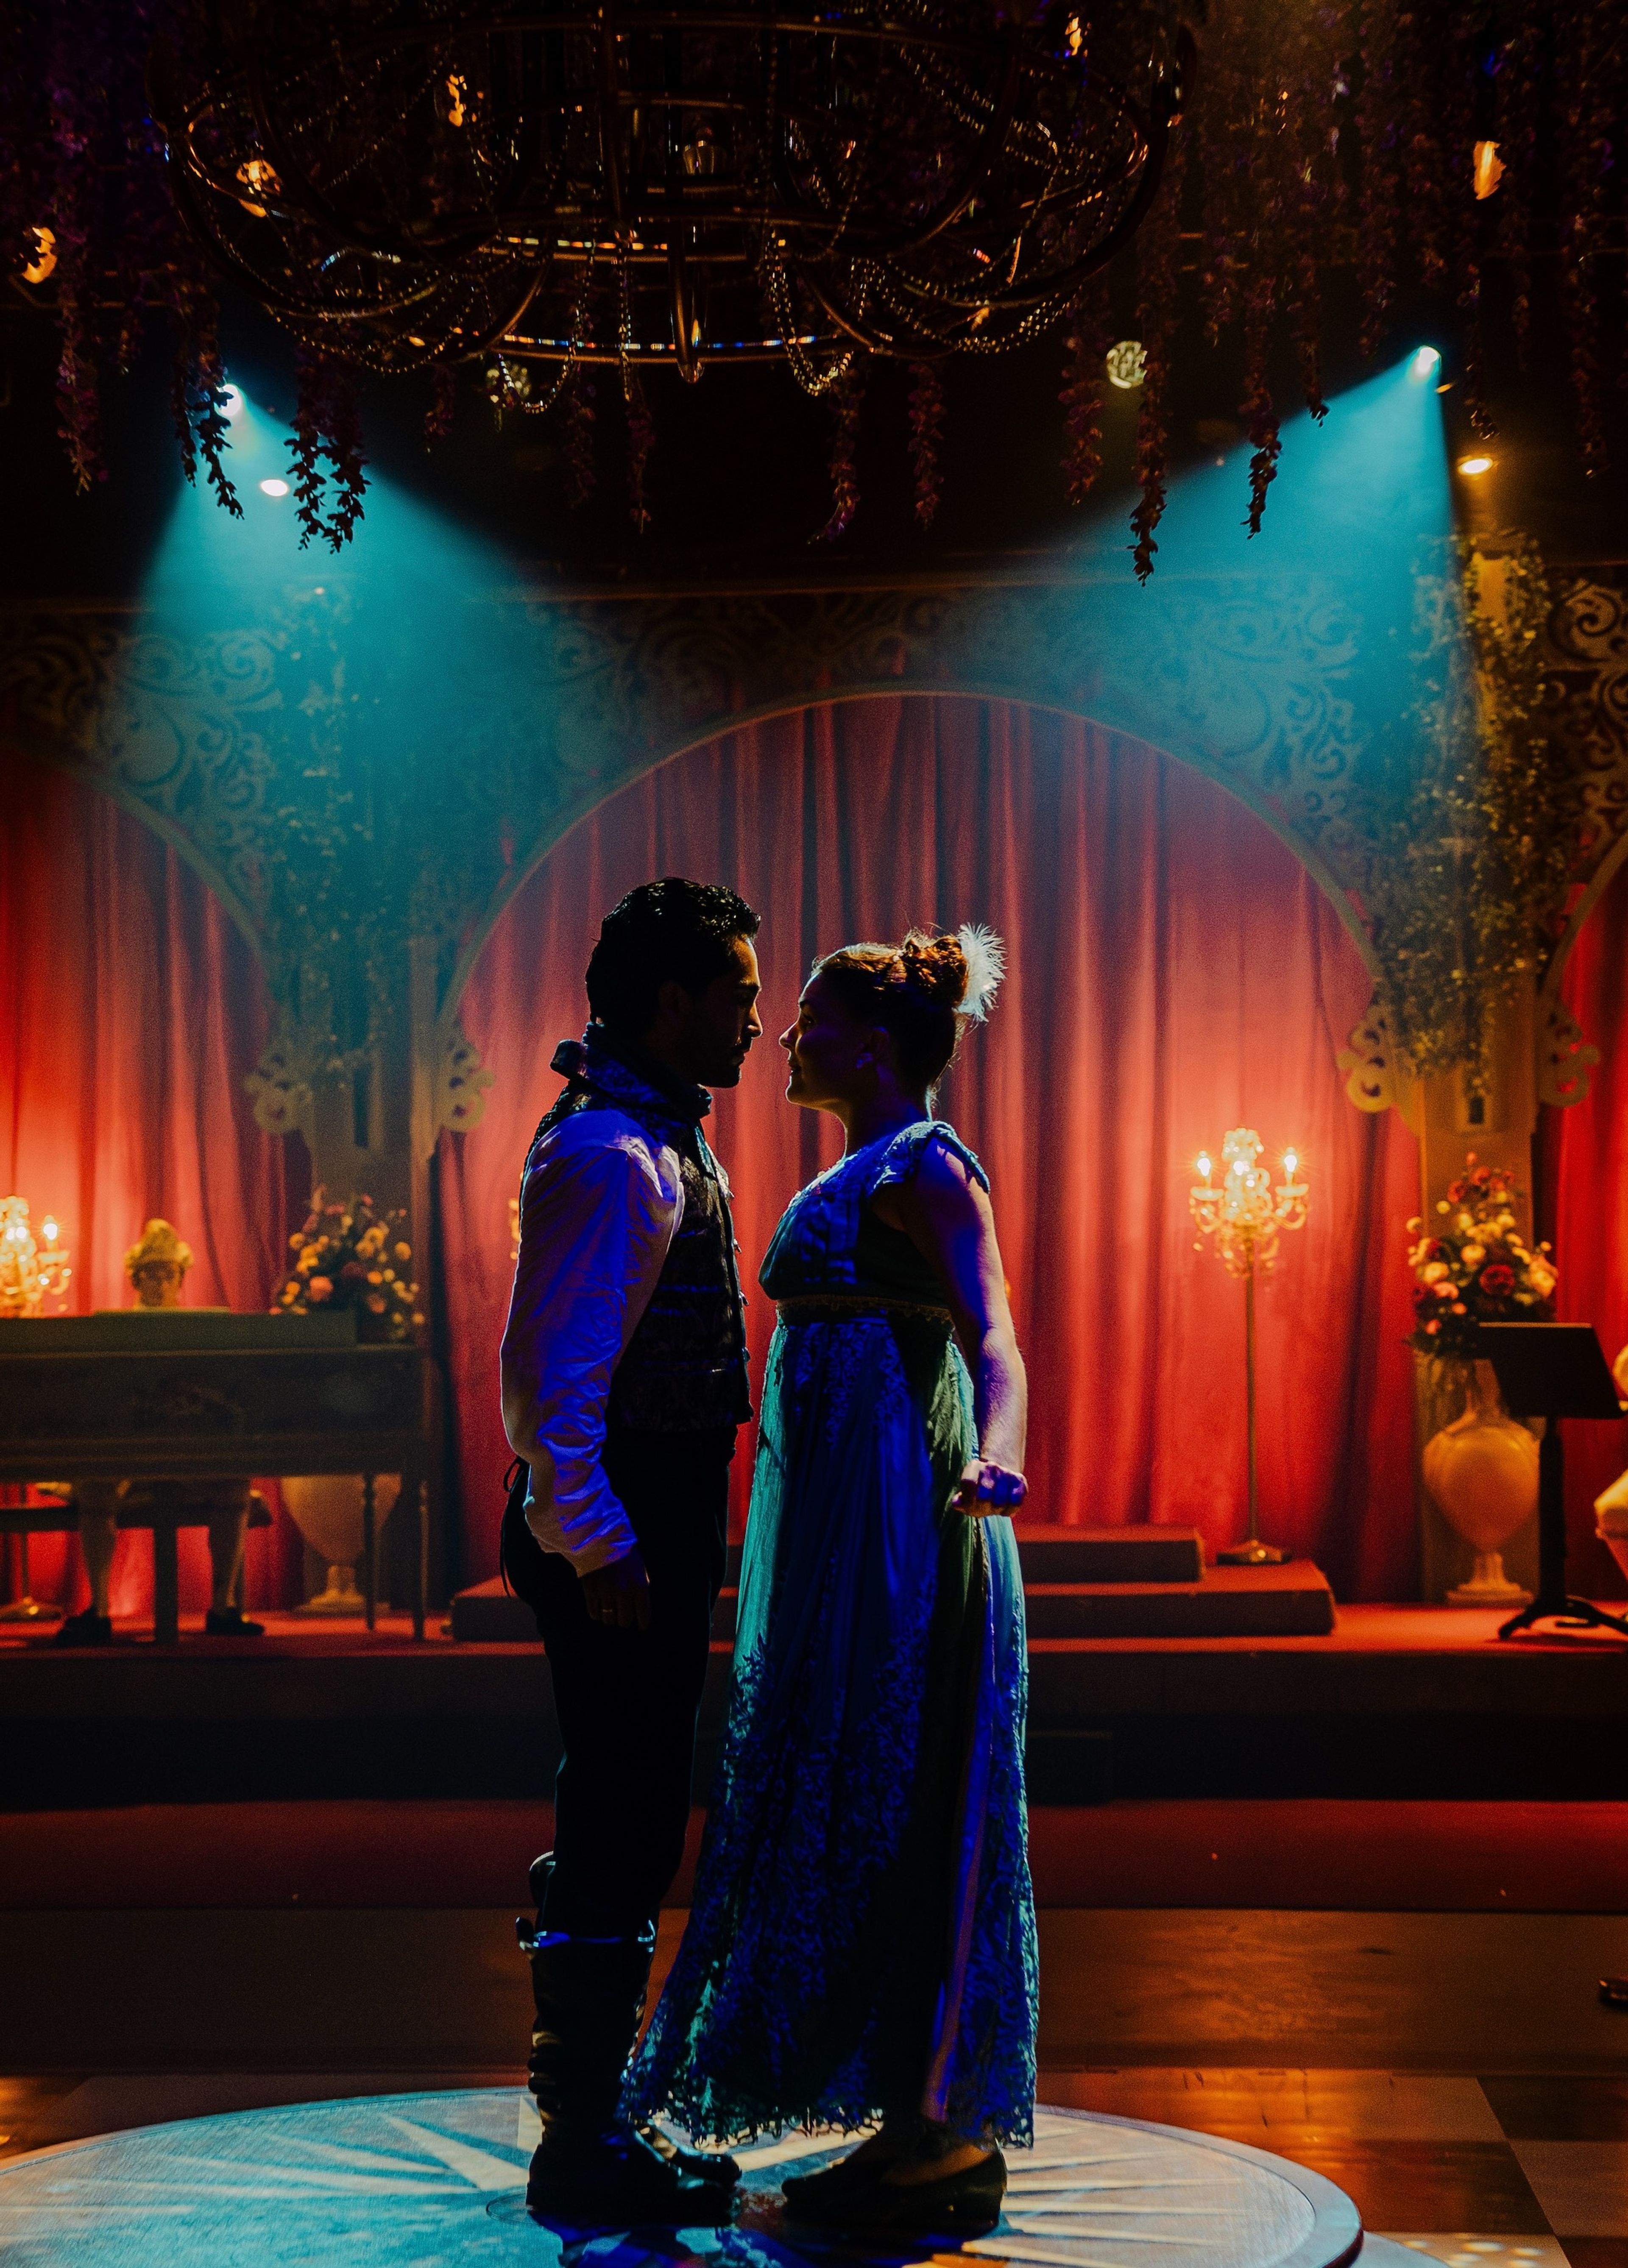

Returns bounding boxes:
[876,1140,1029,1504]
[955,1458,1027,1515]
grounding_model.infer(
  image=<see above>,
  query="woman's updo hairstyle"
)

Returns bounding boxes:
[815,924,1005,1089]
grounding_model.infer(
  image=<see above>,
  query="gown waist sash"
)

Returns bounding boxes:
[775,1294,954,1327]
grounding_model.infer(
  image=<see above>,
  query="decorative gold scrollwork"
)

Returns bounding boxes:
[244,1024,314,1140]
[435,1018,494,1137]
[1538,995,1600,1109]
[1336,997,1404,1115]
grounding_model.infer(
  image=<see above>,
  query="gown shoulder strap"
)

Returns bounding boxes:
[869,1119,990,1197]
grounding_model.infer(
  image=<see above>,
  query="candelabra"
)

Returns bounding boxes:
[0,1198,71,1319]
[1189,1129,1309,1566]
[0,1198,71,1624]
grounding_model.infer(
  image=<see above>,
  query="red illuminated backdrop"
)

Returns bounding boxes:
[439,696,1423,1597]
[8,708,1628,1616]
[0,755,302,1616]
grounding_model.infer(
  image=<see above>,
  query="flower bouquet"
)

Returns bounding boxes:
[273,1190,422,1344]
[1406,1156,1556,1363]
[1407,1156,1555,1604]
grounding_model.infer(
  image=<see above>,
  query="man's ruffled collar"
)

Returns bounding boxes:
[550,1024,712,1133]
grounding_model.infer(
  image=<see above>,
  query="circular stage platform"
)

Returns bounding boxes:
[0,2094,1363,2268]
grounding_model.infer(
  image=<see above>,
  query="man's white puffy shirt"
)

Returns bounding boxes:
[500,1110,685,1574]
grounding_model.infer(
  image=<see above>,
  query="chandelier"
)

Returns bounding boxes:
[151,1,1187,395]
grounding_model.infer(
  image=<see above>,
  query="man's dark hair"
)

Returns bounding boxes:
[585,878,761,1035]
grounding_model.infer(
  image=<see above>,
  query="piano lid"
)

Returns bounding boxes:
[0,1309,359,1352]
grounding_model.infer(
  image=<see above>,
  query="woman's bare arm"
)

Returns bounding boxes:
[873,1143,1028,1512]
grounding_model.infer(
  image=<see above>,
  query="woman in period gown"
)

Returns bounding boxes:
[624,926,1036,2236]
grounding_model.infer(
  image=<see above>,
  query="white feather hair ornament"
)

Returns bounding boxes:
[956,923,1006,1022]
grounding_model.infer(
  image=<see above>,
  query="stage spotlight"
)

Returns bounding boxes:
[21,226,56,285]
[1410,346,1442,380]
[259,477,290,497]
[219,384,246,420]
[1457,454,1494,477]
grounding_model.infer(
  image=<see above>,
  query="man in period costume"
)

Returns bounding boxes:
[500,877,763,2223]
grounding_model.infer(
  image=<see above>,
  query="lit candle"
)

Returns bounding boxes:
[1282,1150,1298,1180]
[1196,1152,1213,1183]
[41,1216,58,1245]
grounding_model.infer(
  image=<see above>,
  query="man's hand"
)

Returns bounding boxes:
[579,1545,653,1631]
[954,1459,1027,1516]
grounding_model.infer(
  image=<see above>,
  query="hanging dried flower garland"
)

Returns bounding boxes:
[907,365,946,532]
[288,349,368,552]
[1361,536,1584,1086]
[1059,281,1112,509]
[2,3,1625,567]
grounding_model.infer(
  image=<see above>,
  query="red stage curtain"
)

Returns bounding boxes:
[440,697,1419,1598]
[0,754,302,1616]
[1544,852,1628,1593]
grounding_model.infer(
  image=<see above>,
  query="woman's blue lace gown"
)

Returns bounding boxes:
[625,1121,1037,2147]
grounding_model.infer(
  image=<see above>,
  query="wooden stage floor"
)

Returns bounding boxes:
[3,1611,1628,2254]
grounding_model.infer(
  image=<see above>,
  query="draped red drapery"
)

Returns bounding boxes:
[440,697,1422,1598]
[0,754,302,1617]
[1544,852,1628,1593]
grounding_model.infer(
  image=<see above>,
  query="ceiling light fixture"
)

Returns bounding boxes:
[152,6,1188,390]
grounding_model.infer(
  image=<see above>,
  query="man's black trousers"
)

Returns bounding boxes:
[503,1424,734,1939]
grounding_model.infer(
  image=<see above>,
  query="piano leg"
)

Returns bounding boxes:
[413,1463,427,1642]
[152,1519,180,1647]
[362,1475,377,1634]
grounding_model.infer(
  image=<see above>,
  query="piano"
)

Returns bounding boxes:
[0,1309,436,1642]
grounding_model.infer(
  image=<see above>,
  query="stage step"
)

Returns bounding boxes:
[705,1561,1334,1643]
[448,1578,536,1644]
[451,1527,1201,1633]
[1013,1525,1204,1583]
[456,1545,1325,1643]
[1024,1562,1335,1637]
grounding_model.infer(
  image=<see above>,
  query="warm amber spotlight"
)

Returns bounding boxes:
[1457,454,1494,477]
[21,226,55,285]
[1473,140,1505,200]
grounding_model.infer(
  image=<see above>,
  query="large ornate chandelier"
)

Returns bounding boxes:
[151,0,1186,392]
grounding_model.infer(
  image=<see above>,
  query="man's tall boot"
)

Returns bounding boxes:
[524,1851,740,2200]
[519,1916,734,2225]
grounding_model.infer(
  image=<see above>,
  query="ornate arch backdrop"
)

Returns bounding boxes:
[3,535,1626,1603]
[438,695,1420,1597]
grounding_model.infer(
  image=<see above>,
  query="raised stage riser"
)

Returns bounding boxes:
[4,1641,1626,1804]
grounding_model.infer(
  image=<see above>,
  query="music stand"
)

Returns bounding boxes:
[1477,1322,1628,1642]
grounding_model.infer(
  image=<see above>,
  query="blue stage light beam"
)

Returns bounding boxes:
[142,382,513,623]
[137,378,541,828]
[1052,349,1456,769]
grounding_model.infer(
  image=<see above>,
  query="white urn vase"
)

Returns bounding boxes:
[1422,1360,1539,1606]
[1596,1468,1628,1586]
[282,1473,400,1614]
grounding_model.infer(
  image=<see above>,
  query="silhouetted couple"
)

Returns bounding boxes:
[501,877,1034,2234]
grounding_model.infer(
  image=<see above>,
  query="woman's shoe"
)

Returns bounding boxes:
[820,2148,1007,2238]
[781,2141,900,2217]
